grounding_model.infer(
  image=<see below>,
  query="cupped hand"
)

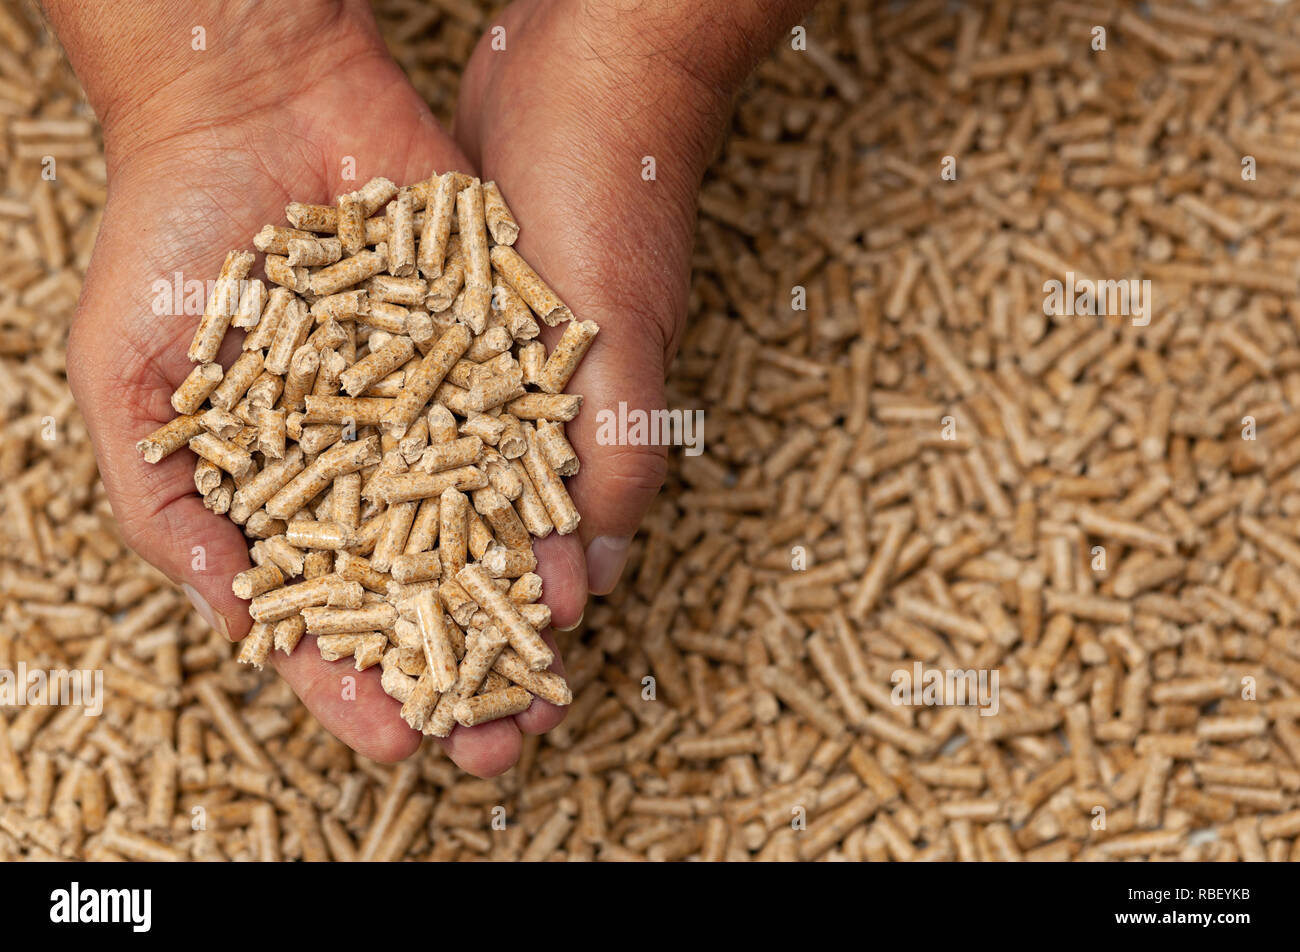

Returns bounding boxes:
[64,6,537,774]
[455,0,729,607]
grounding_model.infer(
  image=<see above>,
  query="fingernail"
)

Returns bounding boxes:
[555,611,584,633]
[182,583,231,640]
[586,536,631,596]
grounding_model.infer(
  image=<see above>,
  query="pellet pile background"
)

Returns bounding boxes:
[4,0,1300,861]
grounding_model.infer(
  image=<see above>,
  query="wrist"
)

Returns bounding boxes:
[42,0,380,162]
[508,0,812,182]
[562,0,814,103]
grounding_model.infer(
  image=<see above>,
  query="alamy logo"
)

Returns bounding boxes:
[890,662,1000,716]
[595,401,704,457]
[150,272,251,316]
[0,663,102,716]
[1042,272,1151,326]
[50,883,151,932]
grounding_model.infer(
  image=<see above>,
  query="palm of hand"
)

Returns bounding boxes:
[453,5,700,597]
[65,55,556,769]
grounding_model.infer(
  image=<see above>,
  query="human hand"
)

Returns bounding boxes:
[56,1,483,766]
[439,0,815,772]
[455,0,817,596]
[454,0,727,599]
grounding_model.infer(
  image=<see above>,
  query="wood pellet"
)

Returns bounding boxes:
[6,0,1300,863]
[134,174,587,733]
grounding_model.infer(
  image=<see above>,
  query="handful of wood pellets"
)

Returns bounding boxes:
[136,172,596,737]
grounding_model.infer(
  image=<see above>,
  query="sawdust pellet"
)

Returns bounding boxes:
[170,362,224,415]
[96,163,588,788]
[16,0,1300,867]
[481,181,519,246]
[187,250,254,363]
[489,246,573,327]
[536,320,599,394]
[454,686,533,727]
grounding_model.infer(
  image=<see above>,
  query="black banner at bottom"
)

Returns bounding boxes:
[2,861,1274,941]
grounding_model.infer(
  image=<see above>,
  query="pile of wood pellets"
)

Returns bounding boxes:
[136,169,591,738]
[5,0,1300,861]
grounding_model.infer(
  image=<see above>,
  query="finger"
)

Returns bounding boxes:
[553,312,670,596]
[438,716,521,777]
[67,317,256,640]
[532,533,586,629]
[513,693,568,736]
[144,490,254,642]
[272,640,422,763]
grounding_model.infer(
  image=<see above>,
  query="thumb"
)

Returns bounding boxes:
[67,317,253,641]
[560,312,670,596]
[130,484,253,642]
